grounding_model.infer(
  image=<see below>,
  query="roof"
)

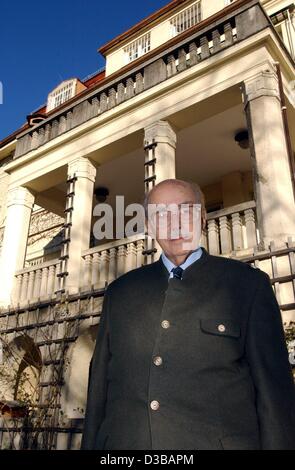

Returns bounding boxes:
[98,0,190,56]
[0,68,105,149]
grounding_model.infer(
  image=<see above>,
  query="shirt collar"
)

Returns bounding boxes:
[161,246,203,275]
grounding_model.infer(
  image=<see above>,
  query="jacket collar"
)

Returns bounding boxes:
[155,246,211,281]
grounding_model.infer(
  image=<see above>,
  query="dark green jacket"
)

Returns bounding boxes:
[81,247,295,450]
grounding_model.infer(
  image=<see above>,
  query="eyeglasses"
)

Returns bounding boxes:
[147,203,201,222]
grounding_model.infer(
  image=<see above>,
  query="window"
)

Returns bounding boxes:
[124,32,151,64]
[170,1,202,38]
[47,79,76,112]
[270,7,295,60]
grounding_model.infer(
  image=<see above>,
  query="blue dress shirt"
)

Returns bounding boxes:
[161,246,203,279]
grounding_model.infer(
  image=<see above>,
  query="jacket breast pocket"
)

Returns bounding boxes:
[200,319,241,339]
[198,318,242,364]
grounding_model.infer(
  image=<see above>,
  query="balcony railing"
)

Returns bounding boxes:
[203,200,258,255]
[12,201,258,305]
[14,259,61,305]
[81,233,145,290]
[13,0,270,159]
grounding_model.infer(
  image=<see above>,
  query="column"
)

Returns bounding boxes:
[66,157,97,294]
[0,186,35,307]
[144,120,176,185]
[0,170,10,223]
[243,69,295,249]
[143,120,177,262]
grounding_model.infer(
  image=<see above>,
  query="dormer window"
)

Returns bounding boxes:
[47,79,77,112]
[124,32,151,64]
[27,113,46,127]
[170,1,202,38]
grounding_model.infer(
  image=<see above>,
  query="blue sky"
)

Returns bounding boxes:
[0,0,169,141]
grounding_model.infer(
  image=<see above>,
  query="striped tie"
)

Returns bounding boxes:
[171,266,183,280]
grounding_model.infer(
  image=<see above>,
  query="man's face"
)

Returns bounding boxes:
[146,183,202,259]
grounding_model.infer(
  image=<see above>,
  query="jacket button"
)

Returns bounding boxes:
[161,320,170,329]
[153,356,163,366]
[218,324,226,332]
[150,400,160,411]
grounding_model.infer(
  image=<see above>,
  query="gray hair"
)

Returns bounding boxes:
[142,178,206,221]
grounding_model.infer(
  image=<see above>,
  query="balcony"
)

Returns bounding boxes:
[13,0,272,160]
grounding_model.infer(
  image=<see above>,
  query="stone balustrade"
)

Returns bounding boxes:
[14,259,61,305]
[203,200,258,255]
[81,233,145,290]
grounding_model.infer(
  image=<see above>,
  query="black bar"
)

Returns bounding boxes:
[56,272,69,278]
[144,175,156,183]
[144,158,157,166]
[142,248,157,255]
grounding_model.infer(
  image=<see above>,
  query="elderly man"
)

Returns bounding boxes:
[81,179,295,450]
